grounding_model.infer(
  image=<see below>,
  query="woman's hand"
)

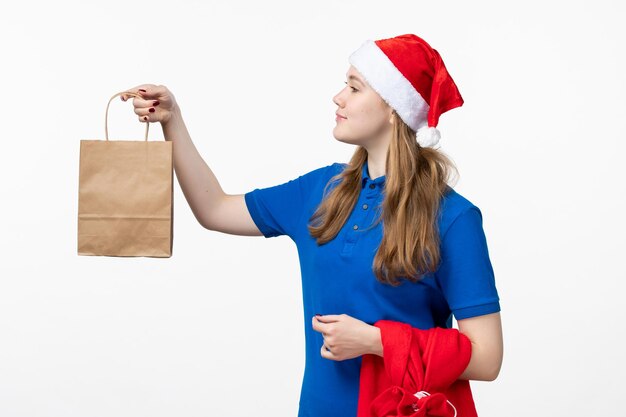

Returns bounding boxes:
[120,84,178,126]
[312,314,383,361]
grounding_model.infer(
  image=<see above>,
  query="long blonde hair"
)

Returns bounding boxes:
[308,111,459,286]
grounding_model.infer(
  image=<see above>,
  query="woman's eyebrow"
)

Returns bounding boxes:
[347,75,364,85]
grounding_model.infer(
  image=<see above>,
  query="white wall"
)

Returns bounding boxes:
[1,0,624,416]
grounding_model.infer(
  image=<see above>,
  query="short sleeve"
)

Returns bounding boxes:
[244,164,336,239]
[435,206,501,320]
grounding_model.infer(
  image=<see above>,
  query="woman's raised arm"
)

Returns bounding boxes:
[121,85,263,236]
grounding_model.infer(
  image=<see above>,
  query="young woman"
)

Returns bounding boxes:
[121,34,503,417]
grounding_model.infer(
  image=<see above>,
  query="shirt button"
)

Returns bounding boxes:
[353,224,359,230]
[369,183,376,189]
[362,204,368,210]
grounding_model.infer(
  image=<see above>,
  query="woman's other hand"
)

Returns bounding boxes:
[312,314,383,361]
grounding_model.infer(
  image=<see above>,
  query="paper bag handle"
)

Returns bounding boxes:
[105,91,150,141]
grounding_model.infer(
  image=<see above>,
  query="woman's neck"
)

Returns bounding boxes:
[363,133,390,179]
[366,156,386,180]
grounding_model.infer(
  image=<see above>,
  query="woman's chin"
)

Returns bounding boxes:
[333,135,354,145]
[332,129,357,144]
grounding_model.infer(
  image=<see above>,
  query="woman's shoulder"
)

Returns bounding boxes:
[333,162,348,172]
[301,162,344,179]
[290,162,345,191]
[441,186,477,210]
[313,162,348,181]
[438,187,482,237]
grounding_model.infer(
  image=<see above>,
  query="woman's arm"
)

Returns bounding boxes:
[161,105,262,236]
[456,312,503,381]
[123,85,263,236]
[365,311,503,381]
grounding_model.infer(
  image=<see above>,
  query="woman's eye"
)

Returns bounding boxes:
[343,81,358,92]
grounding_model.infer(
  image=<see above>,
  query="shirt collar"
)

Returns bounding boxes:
[361,160,386,189]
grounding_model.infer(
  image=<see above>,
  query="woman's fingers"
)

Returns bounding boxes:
[124,84,166,100]
[135,107,155,123]
[138,85,168,99]
[119,84,176,124]
[130,97,156,109]
[133,102,164,123]
[120,85,151,101]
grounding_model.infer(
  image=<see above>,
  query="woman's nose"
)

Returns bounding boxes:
[333,91,344,108]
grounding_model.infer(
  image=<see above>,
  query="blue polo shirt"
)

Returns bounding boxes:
[244,161,500,417]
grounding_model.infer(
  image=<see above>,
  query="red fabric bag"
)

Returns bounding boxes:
[357,321,477,417]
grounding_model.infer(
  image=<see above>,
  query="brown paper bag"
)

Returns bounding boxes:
[77,91,173,257]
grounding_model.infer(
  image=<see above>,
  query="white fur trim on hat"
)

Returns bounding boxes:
[348,40,430,134]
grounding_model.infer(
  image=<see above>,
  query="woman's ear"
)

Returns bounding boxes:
[388,110,396,125]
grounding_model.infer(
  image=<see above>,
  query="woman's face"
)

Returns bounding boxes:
[332,65,393,147]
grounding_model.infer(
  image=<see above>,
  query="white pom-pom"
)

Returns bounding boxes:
[415,126,441,148]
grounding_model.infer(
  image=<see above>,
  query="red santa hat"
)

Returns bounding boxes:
[348,34,464,148]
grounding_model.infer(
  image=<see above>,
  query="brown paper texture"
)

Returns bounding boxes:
[78,139,173,257]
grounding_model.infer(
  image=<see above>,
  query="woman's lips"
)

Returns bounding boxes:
[335,113,347,121]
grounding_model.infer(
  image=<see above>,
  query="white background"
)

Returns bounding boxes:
[1,1,624,416]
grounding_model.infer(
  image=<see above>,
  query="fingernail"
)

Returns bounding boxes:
[315,314,321,317]
[153,100,160,106]
[139,89,147,92]
[149,108,155,113]
[143,116,148,121]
